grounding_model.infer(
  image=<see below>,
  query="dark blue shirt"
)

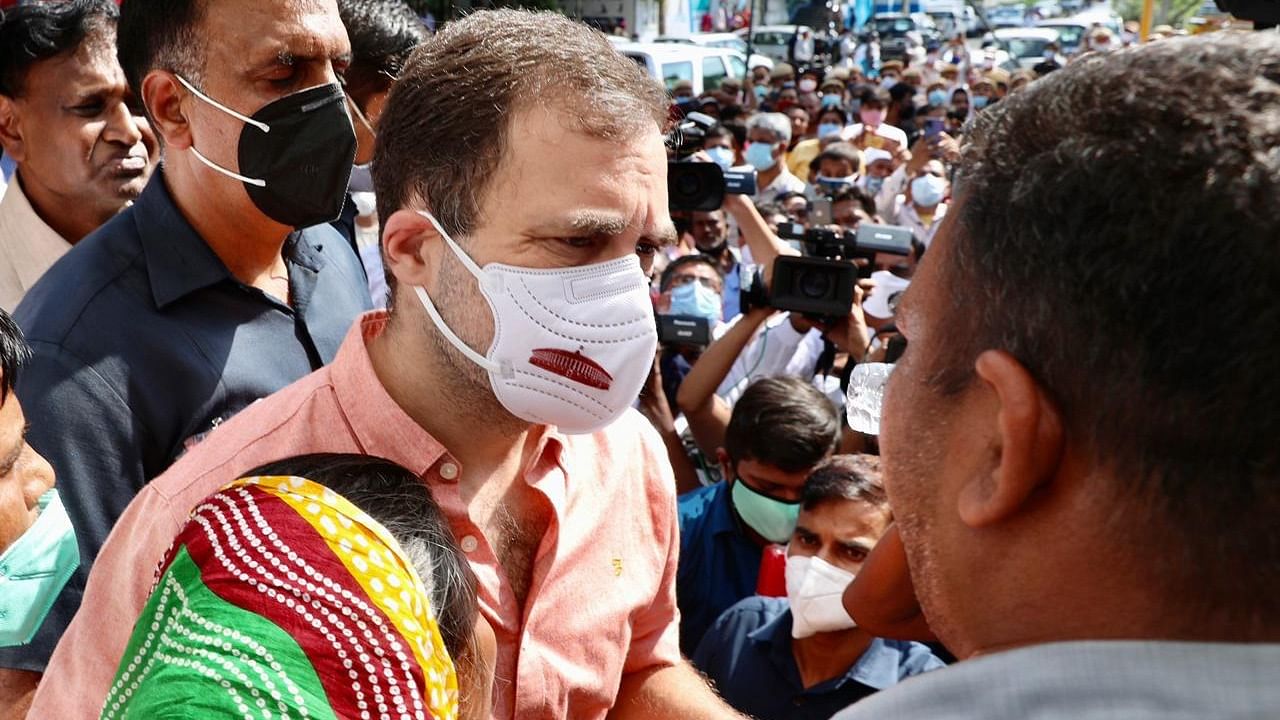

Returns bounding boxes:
[677,481,763,657]
[693,596,945,720]
[0,170,371,672]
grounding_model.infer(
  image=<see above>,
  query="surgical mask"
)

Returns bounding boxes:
[820,93,843,109]
[859,108,885,127]
[816,122,843,139]
[880,76,899,90]
[412,211,657,434]
[864,175,886,195]
[745,142,777,171]
[706,146,735,171]
[927,89,949,107]
[799,78,818,93]
[972,94,990,110]
[786,554,858,639]
[177,76,356,229]
[754,85,768,100]
[669,281,722,322]
[816,174,857,193]
[731,478,800,543]
[911,174,947,207]
[0,490,79,647]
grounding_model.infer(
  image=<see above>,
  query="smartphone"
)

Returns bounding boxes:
[924,118,945,141]
[811,197,833,225]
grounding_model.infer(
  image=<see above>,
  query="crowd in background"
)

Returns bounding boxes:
[0,1,1277,719]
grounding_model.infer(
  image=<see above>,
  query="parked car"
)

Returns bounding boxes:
[654,33,774,70]
[872,13,940,60]
[736,25,814,63]
[618,42,750,94]
[986,27,1062,69]
[987,5,1027,28]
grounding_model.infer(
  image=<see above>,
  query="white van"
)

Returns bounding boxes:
[618,42,749,94]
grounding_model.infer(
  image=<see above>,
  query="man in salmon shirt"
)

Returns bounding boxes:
[29,7,750,720]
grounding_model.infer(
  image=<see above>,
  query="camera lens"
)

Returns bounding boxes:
[675,173,704,199]
[798,269,833,299]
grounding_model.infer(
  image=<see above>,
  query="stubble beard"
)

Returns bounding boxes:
[426,251,527,436]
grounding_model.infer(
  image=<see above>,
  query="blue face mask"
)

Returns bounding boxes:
[864,175,886,195]
[911,174,948,208]
[706,146,735,171]
[0,490,79,647]
[745,141,777,171]
[927,89,949,107]
[820,93,843,109]
[972,94,990,110]
[754,85,768,100]
[669,281,722,322]
[816,122,843,139]
[731,478,801,543]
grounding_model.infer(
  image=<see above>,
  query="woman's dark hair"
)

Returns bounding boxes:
[245,453,477,662]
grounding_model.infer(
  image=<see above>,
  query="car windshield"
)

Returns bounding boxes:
[710,37,748,53]
[1050,25,1084,46]
[754,31,791,45]
[874,18,915,35]
[1005,37,1051,58]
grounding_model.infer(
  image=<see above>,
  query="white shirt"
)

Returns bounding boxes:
[842,122,910,151]
[753,167,808,206]
[716,312,826,406]
[833,640,1280,720]
[0,176,73,311]
[892,198,948,248]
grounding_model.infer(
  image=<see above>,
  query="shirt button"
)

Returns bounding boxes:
[460,535,479,553]
[439,462,459,480]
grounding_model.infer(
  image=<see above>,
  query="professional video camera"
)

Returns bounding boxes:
[666,112,757,211]
[739,223,915,319]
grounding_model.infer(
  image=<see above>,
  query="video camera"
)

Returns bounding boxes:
[740,223,915,319]
[656,314,714,348]
[667,112,757,211]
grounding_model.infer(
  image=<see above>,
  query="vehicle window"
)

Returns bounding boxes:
[1054,26,1083,46]
[1006,38,1049,57]
[711,38,749,53]
[755,31,788,45]
[702,57,727,90]
[874,18,915,35]
[663,61,694,90]
[727,54,746,79]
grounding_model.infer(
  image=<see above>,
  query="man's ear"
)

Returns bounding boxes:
[141,71,192,151]
[958,350,1065,528]
[716,447,733,482]
[0,95,25,163]
[382,208,441,290]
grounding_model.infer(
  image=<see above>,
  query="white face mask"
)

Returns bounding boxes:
[412,211,658,434]
[786,554,858,639]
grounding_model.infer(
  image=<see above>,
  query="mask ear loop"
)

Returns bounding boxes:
[411,211,506,376]
[346,94,377,136]
[175,74,270,187]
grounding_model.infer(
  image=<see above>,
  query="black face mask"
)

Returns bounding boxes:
[179,76,357,229]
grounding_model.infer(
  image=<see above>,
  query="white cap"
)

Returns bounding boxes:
[864,148,893,166]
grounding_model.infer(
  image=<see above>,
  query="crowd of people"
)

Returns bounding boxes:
[0,0,1276,719]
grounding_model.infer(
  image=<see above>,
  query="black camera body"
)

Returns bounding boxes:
[740,222,915,319]
[666,111,757,211]
[656,314,714,348]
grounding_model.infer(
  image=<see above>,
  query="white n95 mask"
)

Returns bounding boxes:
[786,554,858,639]
[413,211,658,434]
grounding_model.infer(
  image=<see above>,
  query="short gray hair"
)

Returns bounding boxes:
[747,112,792,145]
